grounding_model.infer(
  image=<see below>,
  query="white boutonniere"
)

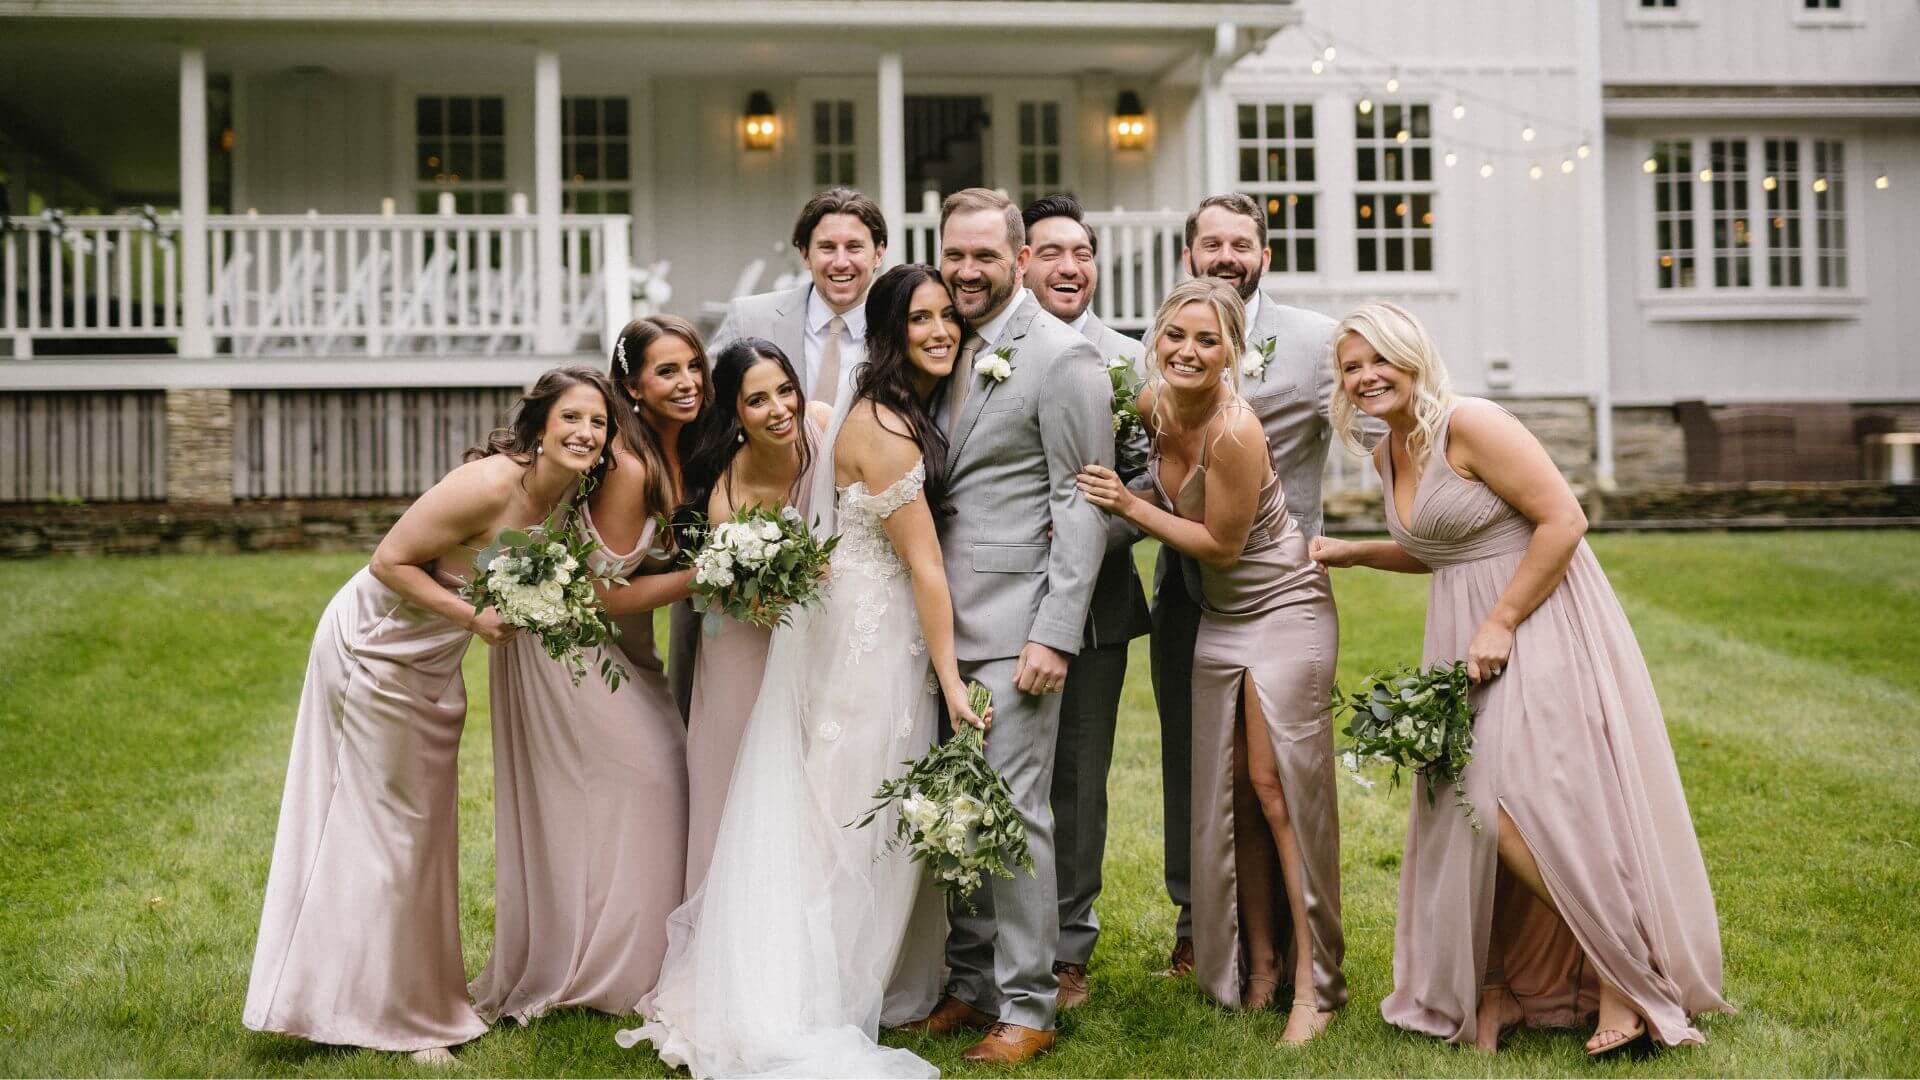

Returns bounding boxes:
[1241,336,1278,381]
[976,345,1016,383]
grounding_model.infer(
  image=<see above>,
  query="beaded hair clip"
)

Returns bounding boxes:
[615,337,629,375]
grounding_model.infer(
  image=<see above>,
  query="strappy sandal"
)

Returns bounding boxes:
[1586,1022,1650,1059]
[1278,999,1332,1046]
[1244,974,1280,1010]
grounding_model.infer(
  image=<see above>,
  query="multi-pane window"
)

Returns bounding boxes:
[1814,139,1848,288]
[562,96,631,215]
[1764,139,1802,287]
[1016,102,1063,206]
[1640,0,1678,6]
[1804,0,1842,9]
[1354,100,1435,273]
[812,100,857,188]
[1648,136,1850,293]
[1708,139,1751,288]
[1652,140,1696,289]
[1235,102,1318,272]
[415,96,507,214]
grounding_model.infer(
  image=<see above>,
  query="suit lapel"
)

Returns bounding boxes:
[773,284,811,377]
[946,296,1038,477]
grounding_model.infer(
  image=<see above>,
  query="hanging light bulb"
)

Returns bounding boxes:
[1480,161,1494,178]
[1451,102,1466,121]
[1358,98,1374,115]
[1311,59,1325,75]
[1323,45,1337,62]
[1876,173,1891,190]
[1643,157,1659,174]
[1561,158,1575,174]
[1395,128,1410,144]
[1762,175,1778,191]
[1444,151,1459,168]
[1813,177,1828,193]
[1386,76,1401,93]
[1521,125,1536,142]
[1699,168,1714,182]
[1577,143,1592,159]
[1529,163,1544,180]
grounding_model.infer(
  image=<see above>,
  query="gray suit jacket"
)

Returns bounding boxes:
[710,283,811,391]
[938,293,1111,661]
[1079,313,1152,649]
[1242,298,1340,541]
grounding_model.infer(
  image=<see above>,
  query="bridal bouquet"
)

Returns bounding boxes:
[460,508,629,691]
[1335,661,1481,830]
[1108,356,1148,474]
[680,504,837,635]
[853,682,1033,911]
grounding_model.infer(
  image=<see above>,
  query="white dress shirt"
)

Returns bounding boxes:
[1068,309,1092,335]
[804,286,868,406]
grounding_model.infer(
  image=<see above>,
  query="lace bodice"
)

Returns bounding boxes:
[831,460,925,581]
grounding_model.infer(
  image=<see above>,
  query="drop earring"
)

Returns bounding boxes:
[736,431,746,444]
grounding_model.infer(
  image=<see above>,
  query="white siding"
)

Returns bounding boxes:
[1603,0,1920,85]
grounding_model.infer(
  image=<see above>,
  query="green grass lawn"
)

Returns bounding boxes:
[1,532,1916,1077]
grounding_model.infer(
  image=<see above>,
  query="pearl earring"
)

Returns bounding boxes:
[633,403,641,414]
[736,431,746,444]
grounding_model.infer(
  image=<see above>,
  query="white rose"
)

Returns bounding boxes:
[976,355,1012,382]
[754,519,781,542]
[1241,350,1267,378]
[1106,357,1130,371]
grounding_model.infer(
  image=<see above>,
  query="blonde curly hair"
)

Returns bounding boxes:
[1331,300,1455,471]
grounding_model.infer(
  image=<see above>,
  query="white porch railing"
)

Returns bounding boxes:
[900,203,1187,333]
[3,211,630,358]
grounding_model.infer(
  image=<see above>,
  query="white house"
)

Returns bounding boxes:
[1,0,1915,505]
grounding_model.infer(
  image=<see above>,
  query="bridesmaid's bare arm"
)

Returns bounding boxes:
[586,446,695,617]
[1078,405,1264,569]
[370,457,516,635]
[1309,536,1431,574]
[1449,399,1589,679]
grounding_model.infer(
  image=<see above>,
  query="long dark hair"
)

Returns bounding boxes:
[465,364,622,498]
[856,263,964,516]
[607,314,711,515]
[678,337,815,519]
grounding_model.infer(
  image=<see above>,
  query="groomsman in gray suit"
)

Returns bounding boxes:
[897,189,1109,1066]
[1019,194,1150,1012]
[1152,192,1340,976]
[673,188,887,719]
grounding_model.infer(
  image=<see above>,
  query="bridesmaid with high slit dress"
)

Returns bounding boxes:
[471,318,707,1022]
[1079,278,1345,1046]
[677,337,832,896]
[1311,301,1731,1057]
[244,366,621,1063]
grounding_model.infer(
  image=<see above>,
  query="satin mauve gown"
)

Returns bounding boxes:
[683,423,821,896]
[1377,398,1731,1047]
[1149,411,1347,1013]
[245,565,489,1051]
[470,510,689,1023]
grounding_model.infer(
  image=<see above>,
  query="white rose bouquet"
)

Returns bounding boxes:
[459,508,629,691]
[1107,356,1148,474]
[1335,660,1481,830]
[679,504,837,635]
[852,683,1034,911]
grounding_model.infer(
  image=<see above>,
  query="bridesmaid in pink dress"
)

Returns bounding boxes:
[676,337,833,895]
[1311,301,1731,1057]
[245,366,620,1064]
[1079,279,1344,1046]
[470,318,709,1023]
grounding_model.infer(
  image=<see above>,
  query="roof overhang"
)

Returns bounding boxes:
[1604,84,1920,121]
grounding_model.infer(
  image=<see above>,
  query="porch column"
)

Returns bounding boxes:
[877,52,905,263]
[1574,0,1615,489]
[179,46,212,359]
[534,48,565,354]
[1199,23,1236,196]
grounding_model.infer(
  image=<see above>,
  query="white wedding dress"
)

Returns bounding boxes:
[616,457,947,1079]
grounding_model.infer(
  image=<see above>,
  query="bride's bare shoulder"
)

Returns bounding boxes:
[835,400,922,482]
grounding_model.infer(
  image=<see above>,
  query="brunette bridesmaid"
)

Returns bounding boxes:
[1078,278,1344,1045]
[244,366,618,1063]
[677,337,832,895]
[470,318,708,1023]
[1311,301,1731,1057]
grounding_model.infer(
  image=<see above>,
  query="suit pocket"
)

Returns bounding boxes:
[1246,383,1299,407]
[971,542,1048,573]
[980,394,1026,415]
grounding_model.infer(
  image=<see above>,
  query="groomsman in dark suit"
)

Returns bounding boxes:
[674,188,887,719]
[1019,194,1151,1011]
[1153,193,1341,976]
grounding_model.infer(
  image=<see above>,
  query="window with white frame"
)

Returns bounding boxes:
[812,100,857,188]
[562,96,631,215]
[1647,135,1851,293]
[1016,101,1063,206]
[1803,0,1842,9]
[1354,100,1435,273]
[1236,102,1318,273]
[415,95,508,214]
[1639,0,1679,7]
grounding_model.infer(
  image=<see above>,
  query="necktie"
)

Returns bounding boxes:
[945,336,984,435]
[815,315,846,405]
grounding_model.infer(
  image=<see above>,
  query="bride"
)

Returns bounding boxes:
[616,263,989,1078]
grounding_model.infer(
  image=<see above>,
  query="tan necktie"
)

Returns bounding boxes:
[944,336,984,435]
[815,315,845,405]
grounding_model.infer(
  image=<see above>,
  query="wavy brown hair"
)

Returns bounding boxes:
[608,314,712,516]
[465,364,622,497]
[855,263,965,516]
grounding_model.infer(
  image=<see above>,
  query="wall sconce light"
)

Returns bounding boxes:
[742,90,778,151]
[1113,90,1147,151]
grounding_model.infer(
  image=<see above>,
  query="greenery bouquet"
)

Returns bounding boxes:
[852,682,1034,911]
[1108,356,1148,474]
[680,504,838,635]
[460,506,629,691]
[1336,660,1482,830]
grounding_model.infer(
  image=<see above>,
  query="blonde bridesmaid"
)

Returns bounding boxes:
[1312,301,1731,1057]
[470,318,708,1023]
[677,337,832,895]
[1078,278,1344,1045]
[245,366,619,1064]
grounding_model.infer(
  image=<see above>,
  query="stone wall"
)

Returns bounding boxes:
[1502,398,1596,484]
[0,500,408,558]
[163,388,234,504]
[1612,406,1687,489]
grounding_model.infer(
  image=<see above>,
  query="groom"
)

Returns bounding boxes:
[900,188,1110,1065]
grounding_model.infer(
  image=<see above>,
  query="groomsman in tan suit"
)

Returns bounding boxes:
[676,188,886,718]
[1019,194,1150,1012]
[1153,193,1341,975]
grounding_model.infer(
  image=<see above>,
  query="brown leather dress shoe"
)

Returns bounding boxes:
[960,1022,1055,1065]
[890,994,994,1036]
[1159,937,1195,977]
[1052,962,1089,1010]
